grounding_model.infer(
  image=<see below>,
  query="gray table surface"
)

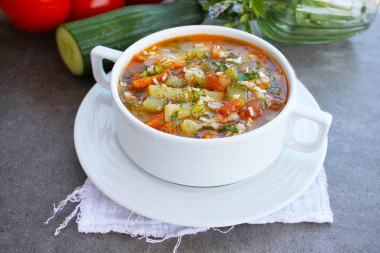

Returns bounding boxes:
[1,11,379,253]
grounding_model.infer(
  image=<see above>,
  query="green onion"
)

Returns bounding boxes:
[192,91,200,101]
[162,62,173,69]
[153,65,164,74]
[190,104,204,118]
[194,104,205,112]
[190,107,200,118]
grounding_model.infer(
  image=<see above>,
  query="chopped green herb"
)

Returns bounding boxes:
[140,70,148,78]
[126,101,137,108]
[177,100,187,108]
[245,71,258,80]
[169,111,179,122]
[217,124,239,133]
[137,112,145,118]
[238,71,258,81]
[203,109,212,119]
[260,98,267,110]
[238,73,248,81]
[227,55,238,59]
[269,85,280,95]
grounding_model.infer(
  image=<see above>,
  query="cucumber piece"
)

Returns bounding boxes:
[200,60,217,72]
[166,75,186,88]
[227,83,248,101]
[142,96,168,112]
[202,89,224,101]
[148,85,190,101]
[56,0,204,76]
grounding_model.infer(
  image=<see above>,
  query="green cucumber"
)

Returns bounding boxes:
[227,83,248,102]
[56,0,204,76]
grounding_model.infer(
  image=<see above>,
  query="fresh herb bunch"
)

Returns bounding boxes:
[202,0,267,33]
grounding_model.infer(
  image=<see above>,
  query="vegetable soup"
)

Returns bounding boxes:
[118,35,288,138]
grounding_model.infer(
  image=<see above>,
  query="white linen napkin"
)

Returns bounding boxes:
[46,167,333,243]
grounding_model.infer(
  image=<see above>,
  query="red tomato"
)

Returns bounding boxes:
[219,99,245,116]
[127,0,162,4]
[240,99,262,118]
[0,0,71,32]
[68,0,125,21]
[206,72,231,92]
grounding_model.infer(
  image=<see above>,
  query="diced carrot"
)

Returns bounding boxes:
[211,45,221,60]
[146,113,165,129]
[133,54,145,62]
[219,74,231,86]
[219,99,245,116]
[132,70,169,89]
[206,72,230,92]
[202,132,218,139]
[257,81,270,89]
[171,61,185,69]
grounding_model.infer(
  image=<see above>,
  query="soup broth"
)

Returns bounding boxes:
[118,35,288,138]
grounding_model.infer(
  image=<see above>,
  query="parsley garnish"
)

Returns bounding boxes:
[217,124,239,133]
[178,100,187,108]
[137,112,145,118]
[269,84,280,95]
[260,98,267,110]
[169,111,179,122]
[126,101,137,108]
[238,71,258,81]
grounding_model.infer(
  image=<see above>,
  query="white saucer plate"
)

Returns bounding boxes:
[74,80,327,227]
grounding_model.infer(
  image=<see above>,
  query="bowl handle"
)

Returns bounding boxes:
[90,46,123,90]
[285,104,332,152]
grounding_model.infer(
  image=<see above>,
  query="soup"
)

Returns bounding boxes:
[118,35,288,138]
